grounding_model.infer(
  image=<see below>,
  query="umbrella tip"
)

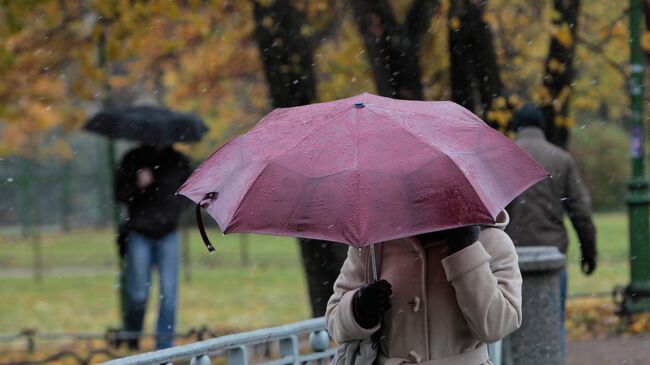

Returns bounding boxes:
[354,102,365,109]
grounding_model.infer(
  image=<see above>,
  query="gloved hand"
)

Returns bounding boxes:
[352,279,392,329]
[446,225,480,254]
[580,240,597,275]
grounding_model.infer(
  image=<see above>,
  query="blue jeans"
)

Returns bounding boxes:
[560,269,567,358]
[125,231,179,349]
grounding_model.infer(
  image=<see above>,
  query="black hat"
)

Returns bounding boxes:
[512,103,545,131]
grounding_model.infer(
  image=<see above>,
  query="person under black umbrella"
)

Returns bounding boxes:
[85,105,205,350]
[114,143,191,350]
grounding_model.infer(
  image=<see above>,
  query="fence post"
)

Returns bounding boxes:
[228,346,248,365]
[17,157,32,238]
[190,354,212,365]
[60,159,72,231]
[182,227,191,283]
[279,336,299,365]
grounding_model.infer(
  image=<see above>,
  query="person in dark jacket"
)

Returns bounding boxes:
[115,144,191,350]
[505,103,597,356]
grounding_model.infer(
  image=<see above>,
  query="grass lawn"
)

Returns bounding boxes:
[0,211,633,335]
[0,231,310,333]
[565,212,629,296]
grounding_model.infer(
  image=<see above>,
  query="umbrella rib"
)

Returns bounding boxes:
[441,153,494,219]
[226,162,273,231]
[370,101,479,127]
[374,113,494,220]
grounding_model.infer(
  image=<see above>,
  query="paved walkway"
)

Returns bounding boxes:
[567,335,650,364]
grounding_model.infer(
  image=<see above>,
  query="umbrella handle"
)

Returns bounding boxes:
[196,192,218,252]
[369,243,381,349]
[369,244,378,282]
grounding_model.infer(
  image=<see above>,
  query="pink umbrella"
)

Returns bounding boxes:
[179,93,548,252]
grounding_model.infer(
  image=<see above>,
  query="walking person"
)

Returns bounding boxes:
[326,210,522,365]
[505,103,597,356]
[115,143,191,350]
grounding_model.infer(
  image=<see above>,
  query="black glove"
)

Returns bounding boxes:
[446,225,480,254]
[352,279,392,329]
[580,240,597,275]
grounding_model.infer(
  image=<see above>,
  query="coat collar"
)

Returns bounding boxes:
[516,127,546,141]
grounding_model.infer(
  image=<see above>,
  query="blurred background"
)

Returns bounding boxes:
[0,0,646,364]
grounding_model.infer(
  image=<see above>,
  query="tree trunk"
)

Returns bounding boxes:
[298,239,349,316]
[252,0,317,108]
[539,0,580,148]
[252,0,347,317]
[448,0,476,110]
[351,0,439,100]
[448,0,513,133]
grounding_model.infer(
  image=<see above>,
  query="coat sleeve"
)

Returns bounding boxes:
[563,156,597,257]
[325,246,380,344]
[114,150,141,204]
[441,228,522,343]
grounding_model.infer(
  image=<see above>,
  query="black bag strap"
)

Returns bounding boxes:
[196,192,218,252]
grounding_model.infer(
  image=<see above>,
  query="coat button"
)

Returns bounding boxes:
[408,350,422,363]
[411,297,421,312]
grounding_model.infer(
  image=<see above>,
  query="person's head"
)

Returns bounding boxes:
[511,103,545,132]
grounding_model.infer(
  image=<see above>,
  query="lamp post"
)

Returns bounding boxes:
[618,0,650,315]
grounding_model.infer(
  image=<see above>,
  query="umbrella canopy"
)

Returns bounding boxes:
[84,105,208,144]
[179,93,548,248]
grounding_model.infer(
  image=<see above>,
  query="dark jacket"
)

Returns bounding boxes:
[115,145,191,239]
[505,127,596,255]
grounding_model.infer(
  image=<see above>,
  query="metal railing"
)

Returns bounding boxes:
[101,317,503,365]
[101,318,335,365]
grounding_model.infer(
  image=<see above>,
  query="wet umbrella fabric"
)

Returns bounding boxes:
[84,105,208,144]
[179,93,548,248]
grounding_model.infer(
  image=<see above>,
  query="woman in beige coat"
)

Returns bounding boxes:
[325,211,522,365]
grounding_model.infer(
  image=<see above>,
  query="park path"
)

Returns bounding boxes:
[567,335,650,364]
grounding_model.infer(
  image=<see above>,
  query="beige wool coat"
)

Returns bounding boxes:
[325,211,522,365]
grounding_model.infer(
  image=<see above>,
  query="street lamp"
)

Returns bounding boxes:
[616,0,650,315]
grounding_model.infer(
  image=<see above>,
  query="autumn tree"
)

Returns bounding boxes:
[351,0,439,100]
[251,0,348,317]
[447,0,583,146]
[447,0,517,133]
[538,0,580,148]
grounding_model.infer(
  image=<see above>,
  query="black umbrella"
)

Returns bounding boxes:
[84,105,208,144]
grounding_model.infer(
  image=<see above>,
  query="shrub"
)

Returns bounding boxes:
[569,121,630,211]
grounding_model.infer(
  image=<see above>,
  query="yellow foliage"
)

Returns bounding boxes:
[550,8,562,22]
[565,297,650,340]
[449,16,461,31]
[610,21,626,37]
[486,109,511,128]
[547,58,567,74]
[535,87,553,107]
[491,95,507,109]
[0,0,631,157]
[262,15,274,29]
[574,96,599,111]
[642,32,650,53]
[507,94,522,108]
[481,12,498,30]
[552,22,573,48]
